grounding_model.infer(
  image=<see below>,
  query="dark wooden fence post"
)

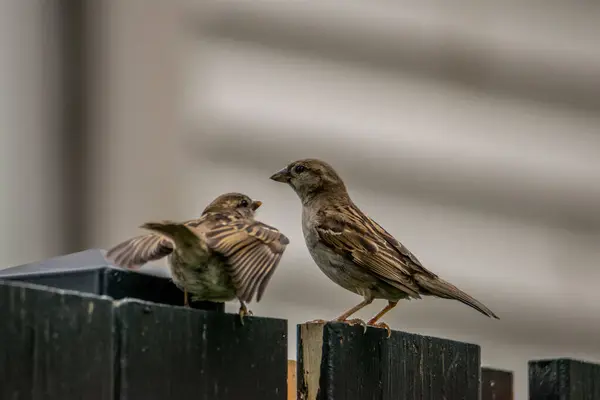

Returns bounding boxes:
[0,250,288,400]
[297,322,481,400]
[482,367,513,400]
[0,249,222,311]
[0,280,114,400]
[529,358,600,399]
[114,298,287,399]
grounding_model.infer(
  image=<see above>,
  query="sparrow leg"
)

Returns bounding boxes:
[238,301,253,325]
[334,297,373,322]
[367,301,398,338]
[304,297,373,328]
[331,297,373,332]
[306,297,373,332]
[183,289,189,307]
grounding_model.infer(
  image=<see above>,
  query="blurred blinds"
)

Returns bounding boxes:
[182,0,600,229]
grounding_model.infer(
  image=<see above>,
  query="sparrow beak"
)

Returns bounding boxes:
[269,168,290,183]
[251,200,262,211]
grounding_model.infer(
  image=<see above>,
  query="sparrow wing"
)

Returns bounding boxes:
[106,217,206,269]
[360,212,437,277]
[365,216,498,318]
[316,204,499,318]
[203,215,289,303]
[315,205,424,298]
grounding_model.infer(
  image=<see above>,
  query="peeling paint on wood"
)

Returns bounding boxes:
[298,324,325,400]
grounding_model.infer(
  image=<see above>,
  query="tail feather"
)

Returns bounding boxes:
[415,274,499,319]
[140,221,201,249]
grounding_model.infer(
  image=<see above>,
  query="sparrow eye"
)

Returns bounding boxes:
[239,199,249,207]
[294,165,306,174]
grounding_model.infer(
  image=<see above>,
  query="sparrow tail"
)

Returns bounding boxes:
[139,221,200,249]
[414,275,499,319]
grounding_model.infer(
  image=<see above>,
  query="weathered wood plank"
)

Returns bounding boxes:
[0,280,114,400]
[529,358,600,399]
[288,360,297,400]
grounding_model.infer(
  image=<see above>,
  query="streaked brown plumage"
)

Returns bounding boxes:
[106,193,289,319]
[270,159,498,336]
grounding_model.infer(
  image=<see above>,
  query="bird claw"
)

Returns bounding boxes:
[303,318,368,334]
[344,318,368,333]
[238,305,253,325]
[368,321,392,338]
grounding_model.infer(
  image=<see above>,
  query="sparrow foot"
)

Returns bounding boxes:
[238,304,253,325]
[368,321,392,338]
[344,318,368,333]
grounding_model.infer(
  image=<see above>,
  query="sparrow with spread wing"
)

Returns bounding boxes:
[106,193,289,320]
[270,159,498,336]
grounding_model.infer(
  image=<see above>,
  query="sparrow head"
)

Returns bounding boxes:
[269,158,347,202]
[202,192,262,217]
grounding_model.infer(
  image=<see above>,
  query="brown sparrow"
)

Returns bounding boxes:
[106,193,289,320]
[270,159,498,336]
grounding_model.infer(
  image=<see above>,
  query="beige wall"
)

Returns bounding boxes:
[0,0,65,267]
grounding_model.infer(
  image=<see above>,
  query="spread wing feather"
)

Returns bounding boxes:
[106,217,205,269]
[204,220,289,303]
[107,212,289,304]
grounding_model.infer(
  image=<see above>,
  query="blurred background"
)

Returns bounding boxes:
[2,0,600,397]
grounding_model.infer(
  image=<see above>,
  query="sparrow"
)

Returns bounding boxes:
[270,159,498,337]
[106,192,289,320]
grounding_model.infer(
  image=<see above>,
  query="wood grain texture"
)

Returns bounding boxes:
[0,280,114,400]
[297,322,480,400]
[288,360,297,400]
[482,367,513,400]
[529,358,600,399]
[114,299,287,400]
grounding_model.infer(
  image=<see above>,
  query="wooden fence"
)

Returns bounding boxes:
[1,249,599,399]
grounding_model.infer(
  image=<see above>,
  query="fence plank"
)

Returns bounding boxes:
[482,367,513,400]
[529,358,600,399]
[297,322,480,400]
[0,249,223,311]
[288,360,297,400]
[0,280,114,400]
[114,299,287,400]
